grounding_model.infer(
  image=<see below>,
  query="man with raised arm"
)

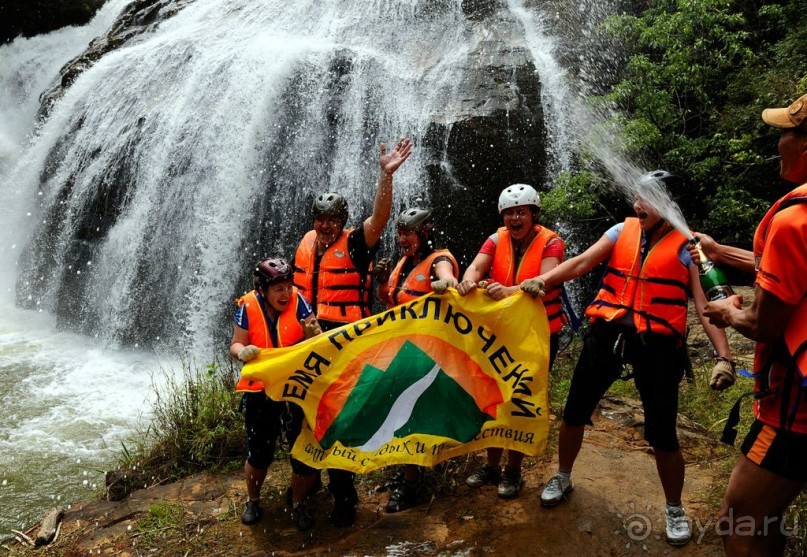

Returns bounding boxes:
[290,137,412,528]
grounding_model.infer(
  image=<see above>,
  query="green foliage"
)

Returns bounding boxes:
[132,501,186,548]
[586,0,807,245]
[137,500,185,531]
[544,171,633,229]
[113,358,245,490]
[785,494,807,555]
[544,171,602,225]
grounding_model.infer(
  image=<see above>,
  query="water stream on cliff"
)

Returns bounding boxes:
[0,0,651,540]
[0,0,177,538]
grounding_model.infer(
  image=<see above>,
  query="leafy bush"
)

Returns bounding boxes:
[575,0,807,249]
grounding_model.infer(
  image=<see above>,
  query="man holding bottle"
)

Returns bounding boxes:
[697,93,807,556]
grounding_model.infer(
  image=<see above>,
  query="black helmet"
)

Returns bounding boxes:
[312,192,349,223]
[253,258,293,290]
[638,170,681,189]
[396,207,434,237]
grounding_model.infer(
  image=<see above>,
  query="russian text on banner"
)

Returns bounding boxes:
[239,289,550,473]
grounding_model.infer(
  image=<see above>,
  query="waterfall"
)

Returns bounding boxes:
[0,0,645,538]
[0,0,633,357]
[0,0,132,168]
[506,0,575,182]
[2,0,487,355]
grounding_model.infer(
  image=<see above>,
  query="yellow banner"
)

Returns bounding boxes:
[240,289,550,473]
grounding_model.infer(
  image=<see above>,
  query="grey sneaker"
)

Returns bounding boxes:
[665,506,692,546]
[466,464,501,488]
[540,474,574,507]
[497,468,523,499]
[241,499,261,525]
[385,481,418,513]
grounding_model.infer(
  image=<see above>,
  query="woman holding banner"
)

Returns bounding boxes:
[450,184,566,500]
[373,206,459,512]
[230,258,321,529]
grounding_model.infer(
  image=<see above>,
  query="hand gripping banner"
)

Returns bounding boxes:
[239,289,550,473]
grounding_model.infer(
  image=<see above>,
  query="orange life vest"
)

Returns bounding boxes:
[235,289,305,393]
[752,184,807,431]
[386,250,459,306]
[293,228,371,323]
[489,225,565,334]
[585,218,690,337]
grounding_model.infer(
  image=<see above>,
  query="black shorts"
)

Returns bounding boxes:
[242,391,283,469]
[562,320,686,452]
[741,419,807,482]
[284,402,317,476]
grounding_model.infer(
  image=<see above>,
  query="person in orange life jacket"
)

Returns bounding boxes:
[291,137,412,527]
[230,258,322,529]
[372,206,459,513]
[293,137,413,327]
[521,170,733,547]
[699,94,807,557]
[451,183,565,500]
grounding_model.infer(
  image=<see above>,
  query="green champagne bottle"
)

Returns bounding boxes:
[690,240,734,301]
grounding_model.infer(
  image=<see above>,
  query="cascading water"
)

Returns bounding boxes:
[7,0,517,355]
[0,0,178,539]
[0,0,644,540]
[0,0,132,176]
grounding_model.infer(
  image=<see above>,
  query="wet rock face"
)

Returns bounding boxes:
[424,8,547,266]
[1,0,106,44]
[38,0,546,271]
[38,0,198,119]
[461,0,504,21]
[25,0,549,347]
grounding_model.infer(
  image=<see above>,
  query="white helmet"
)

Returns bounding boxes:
[498,183,541,213]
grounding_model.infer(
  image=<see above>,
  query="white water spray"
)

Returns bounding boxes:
[2,0,487,354]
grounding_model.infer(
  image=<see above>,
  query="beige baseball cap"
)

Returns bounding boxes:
[762,93,807,129]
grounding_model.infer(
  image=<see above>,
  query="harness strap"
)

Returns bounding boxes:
[588,299,685,341]
[722,340,803,445]
[561,285,582,332]
[721,391,757,445]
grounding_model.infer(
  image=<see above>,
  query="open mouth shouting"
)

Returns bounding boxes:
[397,229,420,257]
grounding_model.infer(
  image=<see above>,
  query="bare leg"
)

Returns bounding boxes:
[403,464,419,482]
[506,450,524,471]
[486,447,503,467]
[245,461,267,500]
[653,448,685,504]
[721,454,804,556]
[558,422,585,471]
[292,473,318,505]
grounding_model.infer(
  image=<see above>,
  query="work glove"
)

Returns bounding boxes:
[709,357,736,391]
[373,258,392,283]
[301,318,322,339]
[521,277,546,297]
[430,278,457,294]
[237,345,261,362]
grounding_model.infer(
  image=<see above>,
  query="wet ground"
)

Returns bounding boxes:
[5,397,729,557]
